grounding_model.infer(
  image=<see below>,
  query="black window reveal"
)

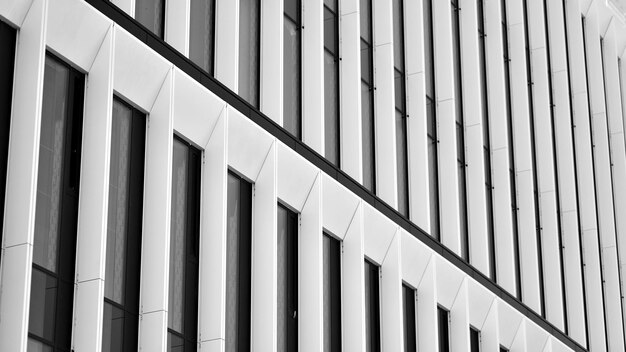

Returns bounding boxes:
[102,98,146,352]
[0,20,16,261]
[477,0,495,279]
[424,0,440,241]
[277,204,298,351]
[168,137,201,352]
[28,54,85,352]
[402,284,417,352]
[500,346,509,352]
[452,0,469,260]
[284,0,302,139]
[324,0,340,166]
[437,306,449,352]
[364,260,381,352]
[239,0,261,108]
[225,172,253,352]
[189,0,216,75]
[393,0,409,217]
[470,327,480,352]
[135,0,166,38]
[500,0,522,299]
[360,0,376,193]
[323,233,342,352]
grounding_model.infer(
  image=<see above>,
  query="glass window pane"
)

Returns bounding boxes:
[362,82,375,192]
[285,0,300,21]
[168,332,184,352]
[135,0,165,37]
[169,139,189,334]
[277,205,297,352]
[28,268,57,341]
[402,285,416,352]
[396,110,408,216]
[105,100,133,305]
[324,8,337,55]
[470,328,480,352]
[360,0,372,42]
[360,41,372,84]
[27,339,53,352]
[324,51,339,166]
[324,0,337,12]
[394,70,405,112]
[423,0,434,99]
[189,0,215,73]
[323,235,341,352]
[239,0,260,107]
[34,57,70,272]
[438,307,449,352]
[283,16,301,139]
[225,174,240,352]
[428,136,439,239]
[102,302,125,352]
[364,260,380,352]
[392,0,404,70]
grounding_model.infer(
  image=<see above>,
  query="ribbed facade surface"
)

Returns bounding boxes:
[1,0,626,351]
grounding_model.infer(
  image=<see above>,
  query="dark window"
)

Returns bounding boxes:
[0,20,16,262]
[284,0,302,139]
[500,0,522,299]
[477,0,494,277]
[402,284,417,352]
[452,0,468,260]
[364,260,381,352]
[424,0,440,241]
[277,204,298,351]
[29,53,85,351]
[500,347,509,352]
[225,172,253,352]
[102,98,146,352]
[239,0,261,108]
[393,0,409,217]
[189,0,216,75]
[135,0,166,38]
[360,0,376,193]
[168,137,201,352]
[323,234,342,352]
[437,306,449,352]
[470,328,480,352]
[324,0,340,165]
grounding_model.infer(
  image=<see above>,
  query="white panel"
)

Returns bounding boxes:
[526,320,550,352]
[276,144,318,212]
[259,0,282,122]
[435,257,464,309]
[214,0,238,91]
[342,204,365,351]
[467,281,495,330]
[198,111,226,346]
[72,24,114,352]
[510,322,527,352]
[251,143,277,351]
[138,69,174,352]
[381,232,403,351]
[299,175,323,352]
[0,0,32,27]
[173,68,225,148]
[47,0,111,71]
[302,0,324,155]
[0,0,47,350]
[113,27,171,112]
[227,108,274,180]
[492,147,516,295]
[363,204,396,265]
[321,174,360,240]
[449,279,469,352]
[164,0,189,55]
[400,232,432,290]
[499,303,523,349]
[417,258,438,352]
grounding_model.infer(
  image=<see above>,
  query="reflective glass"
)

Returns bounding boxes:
[102,302,125,352]
[29,268,57,341]
[135,0,165,37]
[324,50,339,165]
[239,0,260,107]
[189,0,215,73]
[283,16,301,138]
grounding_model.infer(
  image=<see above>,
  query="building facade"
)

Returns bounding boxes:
[1,0,626,351]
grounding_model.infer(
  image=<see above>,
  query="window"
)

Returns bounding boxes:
[0,20,16,260]
[437,306,449,352]
[452,0,468,259]
[402,284,417,352]
[424,0,440,241]
[189,0,216,74]
[470,327,480,352]
[500,346,509,352]
[225,172,253,352]
[393,0,409,217]
[500,0,522,298]
[620,57,626,128]
[168,137,201,351]
[239,0,261,108]
[477,0,494,275]
[364,260,381,352]
[102,98,146,352]
[284,0,302,139]
[360,0,376,192]
[135,0,166,38]
[324,0,340,165]
[277,204,298,351]
[28,53,85,351]
[323,233,342,352]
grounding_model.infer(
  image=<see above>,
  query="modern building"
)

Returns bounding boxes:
[1,0,626,351]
